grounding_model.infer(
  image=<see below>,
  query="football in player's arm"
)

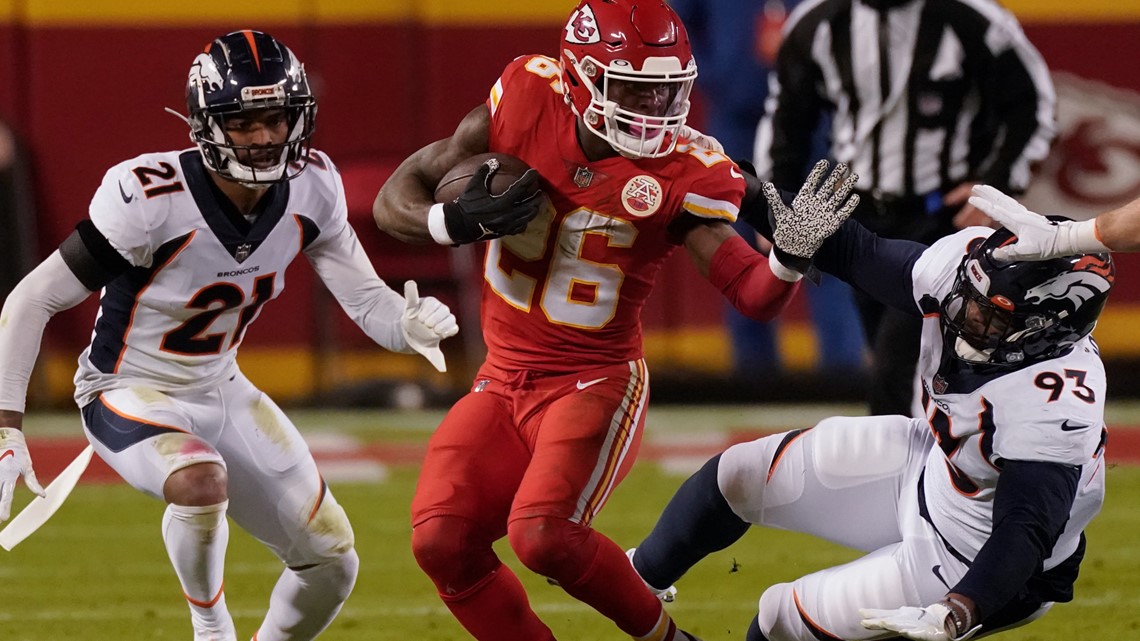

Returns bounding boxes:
[0,30,457,641]
[370,2,858,641]
[626,169,1114,641]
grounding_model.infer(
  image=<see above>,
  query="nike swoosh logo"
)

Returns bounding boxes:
[576,377,607,391]
[729,167,743,179]
[1061,420,1091,431]
[118,181,135,204]
[0,449,14,463]
[932,564,950,590]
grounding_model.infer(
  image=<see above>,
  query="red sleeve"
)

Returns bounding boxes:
[707,235,798,321]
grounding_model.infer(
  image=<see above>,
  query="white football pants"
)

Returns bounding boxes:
[717,415,1047,641]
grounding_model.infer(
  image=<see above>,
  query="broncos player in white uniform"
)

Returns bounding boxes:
[0,31,458,641]
[626,175,1114,641]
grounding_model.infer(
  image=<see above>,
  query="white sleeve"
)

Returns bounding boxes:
[306,220,413,354]
[0,252,93,413]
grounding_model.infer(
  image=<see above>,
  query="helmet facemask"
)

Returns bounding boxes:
[566,51,695,158]
[941,271,1057,365]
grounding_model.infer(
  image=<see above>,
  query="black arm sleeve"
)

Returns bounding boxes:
[810,220,927,314]
[58,220,131,291]
[953,460,1080,621]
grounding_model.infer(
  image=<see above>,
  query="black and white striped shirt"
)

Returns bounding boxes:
[755,0,1055,199]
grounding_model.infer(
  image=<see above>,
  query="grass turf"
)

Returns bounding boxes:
[2,406,1139,640]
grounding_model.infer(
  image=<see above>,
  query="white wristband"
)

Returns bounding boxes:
[427,203,454,246]
[767,251,804,282]
[1069,218,1110,254]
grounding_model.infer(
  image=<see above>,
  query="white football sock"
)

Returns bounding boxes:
[162,501,234,639]
[253,550,359,641]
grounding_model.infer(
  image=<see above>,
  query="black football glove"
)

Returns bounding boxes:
[442,159,544,245]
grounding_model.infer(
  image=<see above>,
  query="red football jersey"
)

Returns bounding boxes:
[481,54,745,374]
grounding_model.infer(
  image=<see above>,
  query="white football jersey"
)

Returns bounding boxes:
[73,149,405,406]
[909,229,1107,568]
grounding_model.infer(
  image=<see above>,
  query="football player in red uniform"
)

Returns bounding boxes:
[373,2,857,640]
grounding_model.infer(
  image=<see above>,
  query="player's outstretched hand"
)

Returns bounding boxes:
[968,185,1108,262]
[443,159,545,245]
[0,427,46,522]
[761,159,859,281]
[860,604,980,641]
[401,281,459,373]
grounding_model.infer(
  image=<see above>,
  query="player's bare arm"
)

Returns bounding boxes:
[1096,196,1140,251]
[374,104,544,246]
[372,104,490,243]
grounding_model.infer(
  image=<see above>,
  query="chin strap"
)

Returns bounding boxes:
[953,337,995,363]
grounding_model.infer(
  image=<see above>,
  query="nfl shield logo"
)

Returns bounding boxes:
[235,243,253,263]
[933,375,947,394]
[474,379,490,393]
[573,166,594,188]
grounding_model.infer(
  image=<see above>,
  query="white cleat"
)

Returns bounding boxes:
[626,548,677,603]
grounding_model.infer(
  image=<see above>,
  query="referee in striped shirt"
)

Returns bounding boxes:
[755,0,1055,416]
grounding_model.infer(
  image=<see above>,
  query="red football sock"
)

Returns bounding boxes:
[439,563,556,641]
[557,530,665,637]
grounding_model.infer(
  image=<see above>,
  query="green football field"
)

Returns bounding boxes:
[3,404,1139,640]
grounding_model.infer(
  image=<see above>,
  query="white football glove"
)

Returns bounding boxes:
[967,185,1108,262]
[400,281,459,373]
[860,604,981,641]
[0,427,46,522]
[679,125,725,154]
[761,159,860,281]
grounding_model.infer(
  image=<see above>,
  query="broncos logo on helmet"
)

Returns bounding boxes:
[1025,259,1114,310]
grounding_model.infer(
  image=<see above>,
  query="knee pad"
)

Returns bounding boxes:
[411,515,499,592]
[507,516,594,581]
[283,491,355,568]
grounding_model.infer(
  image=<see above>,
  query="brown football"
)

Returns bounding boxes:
[434,152,537,204]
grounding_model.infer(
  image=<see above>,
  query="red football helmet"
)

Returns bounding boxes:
[559,0,697,158]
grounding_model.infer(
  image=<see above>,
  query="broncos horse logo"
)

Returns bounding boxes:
[188,53,224,96]
[1025,260,1114,311]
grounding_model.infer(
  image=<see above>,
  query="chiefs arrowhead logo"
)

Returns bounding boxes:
[565,5,600,45]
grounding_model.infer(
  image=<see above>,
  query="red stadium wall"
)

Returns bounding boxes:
[1,1,1139,403]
